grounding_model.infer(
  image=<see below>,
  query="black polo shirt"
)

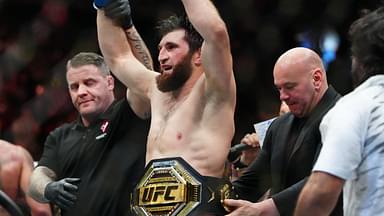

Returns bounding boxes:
[39,99,149,216]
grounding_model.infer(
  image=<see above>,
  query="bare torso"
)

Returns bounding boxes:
[146,76,235,177]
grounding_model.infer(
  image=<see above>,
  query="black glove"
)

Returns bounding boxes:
[104,0,133,29]
[44,178,81,210]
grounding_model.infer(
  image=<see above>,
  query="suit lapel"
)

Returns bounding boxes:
[288,86,341,162]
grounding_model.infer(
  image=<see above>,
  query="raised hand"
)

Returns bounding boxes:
[97,0,133,29]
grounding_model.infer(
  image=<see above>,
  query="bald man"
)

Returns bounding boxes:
[224,47,343,216]
[0,140,52,216]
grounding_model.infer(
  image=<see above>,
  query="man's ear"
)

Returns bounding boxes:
[193,48,202,66]
[312,69,323,90]
[107,75,115,90]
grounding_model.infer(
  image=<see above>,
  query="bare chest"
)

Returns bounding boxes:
[147,97,203,155]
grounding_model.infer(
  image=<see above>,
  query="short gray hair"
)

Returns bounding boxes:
[67,52,110,76]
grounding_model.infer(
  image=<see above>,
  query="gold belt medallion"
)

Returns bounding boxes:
[132,158,202,216]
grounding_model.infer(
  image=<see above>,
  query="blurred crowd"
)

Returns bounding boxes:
[0,0,381,160]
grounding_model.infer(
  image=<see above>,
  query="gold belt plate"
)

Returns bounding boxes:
[132,158,202,216]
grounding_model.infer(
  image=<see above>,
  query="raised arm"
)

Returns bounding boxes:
[96,4,157,103]
[95,0,153,70]
[182,0,235,100]
[124,26,152,119]
[125,27,153,71]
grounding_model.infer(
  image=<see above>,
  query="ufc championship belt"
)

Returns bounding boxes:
[132,157,237,216]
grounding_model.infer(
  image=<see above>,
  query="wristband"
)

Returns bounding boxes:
[93,0,109,9]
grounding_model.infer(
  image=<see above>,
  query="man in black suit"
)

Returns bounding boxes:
[224,47,343,216]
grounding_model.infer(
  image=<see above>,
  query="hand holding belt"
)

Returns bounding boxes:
[196,176,238,215]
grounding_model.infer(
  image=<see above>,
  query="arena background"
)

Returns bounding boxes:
[0,0,381,160]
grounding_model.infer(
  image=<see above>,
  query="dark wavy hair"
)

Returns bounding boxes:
[349,6,384,84]
[156,14,203,53]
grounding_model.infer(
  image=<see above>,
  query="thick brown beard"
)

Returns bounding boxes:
[156,53,192,92]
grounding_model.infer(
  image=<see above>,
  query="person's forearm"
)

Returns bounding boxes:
[97,10,132,65]
[125,27,153,70]
[294,173,343,216]
[28,166,56,203]
[295,188,331,216]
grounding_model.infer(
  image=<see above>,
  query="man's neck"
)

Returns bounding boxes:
[306,86,329,118]
[81,98,115,127]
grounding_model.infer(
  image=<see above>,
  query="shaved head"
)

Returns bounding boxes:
[274,47,326,78]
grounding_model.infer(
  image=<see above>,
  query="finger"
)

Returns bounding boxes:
[63,182,79,192]
[240,137,248,144]
[105,1,127,14]
[56,200,70,211]
[250,139,260,147]
[242,138,254,146]
[223,199,237,213]
[104,6,120,17]
[65,178,81,188]
[56,201,71,211]
[224,199,247,208]
[61,190,77,202]
[106,6,125,17]
[223,199,238,207]
[57,194,76,210]
[65,178,81,183]
[105,0,121,10]
[246,134,257,145]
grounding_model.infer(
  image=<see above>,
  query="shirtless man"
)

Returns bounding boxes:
[0,140,52,216]
[96,0,235,214]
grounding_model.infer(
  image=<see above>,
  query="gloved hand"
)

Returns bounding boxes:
[93,0,133,29]
[104,0,133,29]
[44,178,80,211]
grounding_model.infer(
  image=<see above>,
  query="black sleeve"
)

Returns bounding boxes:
[271,139,322,215]
[38,129,60,174]
[232,125,274,202]
[271,177,308,215]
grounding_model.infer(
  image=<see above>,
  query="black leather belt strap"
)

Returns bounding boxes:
[192,176,237,216]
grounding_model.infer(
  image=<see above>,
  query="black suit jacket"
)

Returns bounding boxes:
[233,86,343,216]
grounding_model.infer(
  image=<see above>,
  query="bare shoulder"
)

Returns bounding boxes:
[0,140,12,148]
[0,141,31,165]
[0,141,19,159]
